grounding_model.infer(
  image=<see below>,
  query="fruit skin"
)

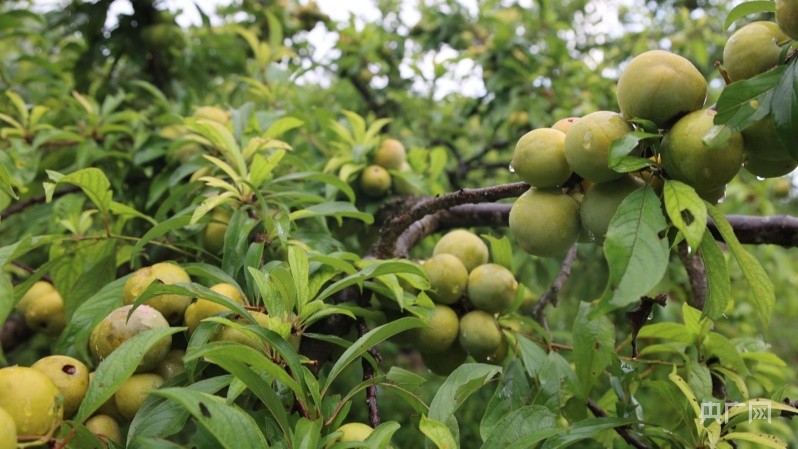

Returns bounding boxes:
[773,178,792,198]
[85,414,123,445]
[15,280,55,314]
[661,109,744,192]
[89,304,172,373]
[22,284,66,336]
[421,342,468,376]
[0,406,15,449]
[423,254,468,305]
[123,262,192,325]
[329,422,373,446]
[580,176,645,243]
[511,128,572,188]
[697,185,727,204]
[0,366,63,436]
[617,50,707,128]
[724,21,788,82]
[414,305,460,353]
[552,117,579,134]
[777,0,798,39]
[742,117,797,162]
[202,209,230,254]
[31,355,90,418]
[156,349,186,380]
[374,139,406,170]
[213,311,284,352]
[360,165,392,197]
[743,154,798,178]
[564,111,635,183]
[184,283,246,333]
[458,310,503,360]
[467,263,518,314]
[114,373,165,421]
[509,188,581,257]
[432,229,489,272]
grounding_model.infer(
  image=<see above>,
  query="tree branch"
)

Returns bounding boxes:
[678,242,706,310]
[587,399,650,449]
[1,186,81,221]
[533,245,578,332]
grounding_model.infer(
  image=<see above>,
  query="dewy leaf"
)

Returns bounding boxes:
[714,68,781,132]
[771,58,798,159]
[706,204,774,329]
[698,231,731,321]
[420,415,457,449]
[663,180,707,251]
[480,405,558,449]
[539,417,638,449]
[153,388,270,449]
[572,302,615,399]
[428,363,502,424]
[724,1,776,29]
[46,168,113,218]
[608,131,660,173]
[74,326,185,423]
[594,187,668,316]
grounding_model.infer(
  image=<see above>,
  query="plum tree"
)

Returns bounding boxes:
[458,310,504,361]
[31,355,89,418]
[360,164,392,197]
[89,305,172,373]
[202,208,230,254]
[0,366,62,436]
[432,229,489,272]
[777,0,798,38]
[374,138,406,170]
[123,262,192,325]
[183,282,247,333]
[580,175,645,242]
[20,283,66,336]
[114,373,165,421]
[509,188,580,257]
[742,116,797,162]
[563,111,635,183]
[467,263,518,314]
[413,304,459,353]
[616,50,707,128]
[422,253,468,305]
[85,414,123,445]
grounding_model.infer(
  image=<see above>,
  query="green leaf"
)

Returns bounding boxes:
[131,282,254,325]
[724,1,777,29]
[428,363,502,440]
[682,302,712,343]
[264,116,304,138]
[668,365,701,419]
[294,418,322,449]
[608,131,659,173]
[663,180,707,250]
[698,231,731,321]
[0,161,18,200]
[706,205,774,329]
[289,201,373,224]
[573,302,615,399]
[74,326,185,423]
[420,415,457,449]
[772,58,798,159]
[46,168,113,218]
[316,260,426,303]
[152,388,270,449]
[637,322,693,344]
[721,432,786,448]
[322,317,423,394]
[0,274,13,362]
[594,187,668,316]
[481,234,513,271]
[704,332,748,375]
[539,417,638,449]
[289,246,312,312]
[479,360,533,439]
[714,68,782,132]
[481,405,558,449]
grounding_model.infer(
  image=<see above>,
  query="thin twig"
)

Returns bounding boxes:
[532,245,578,333]
[587,399,650,449]
[677,242,706,310]
[0,186,80,220]
[358,320,382,428]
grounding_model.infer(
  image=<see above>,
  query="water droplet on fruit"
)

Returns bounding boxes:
[756,176,765,181]
[508,164,516,173]
[582,132,592,149]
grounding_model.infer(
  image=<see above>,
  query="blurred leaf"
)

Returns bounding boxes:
[539,417,638,449]
[714,69,781,132]
[663,180,707,251]
[573,302,615,399]
[724,1,776,29]
[772,58,798,159]
[698,230,731,321]
[420,415,457,449]
[481,406,558,449]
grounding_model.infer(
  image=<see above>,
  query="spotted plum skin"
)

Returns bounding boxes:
[564,111,636,183]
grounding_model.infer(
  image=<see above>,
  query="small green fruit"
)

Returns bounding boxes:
[773,178,792,198]
[0,407,16,449]
[213,311,279,352]
[15,280,55,315]
[777,0,798,39]
[90,304,172,373]
[511,128,572,188]
[0,366,62,436]
[661,109,744,192]
[458,310,503,360]
[374,139,406,170]
[724,21,789,82]
[202,209,230,254]
[616,50,708,128]
[696,186,727,204]
[509,188,580,257]
[184,283,246,333]
[114,373,165,422]
[742,117,797,162]
[31,355,89,418]
[421,342,468,376]
[330,422,373,445]
[22,284,66,336]
[123,262,192,325]
[156,349,186,380]
[432,229,489,272]
[85,414,123,445]
[360,165,392,197]
[743,153,798,178]
[579,176,645,243]
[467,263,518,314]
[423,254,468,305]
[413,305,460,353]
[564,111,635,183]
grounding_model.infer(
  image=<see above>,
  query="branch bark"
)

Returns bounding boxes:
[533,245,578,332]
[587,399,650,449]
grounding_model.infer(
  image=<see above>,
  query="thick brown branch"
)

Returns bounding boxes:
[533,245,578,332]
[587,399,650,449]
[372,182,528,258]
[678,242,706,310]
